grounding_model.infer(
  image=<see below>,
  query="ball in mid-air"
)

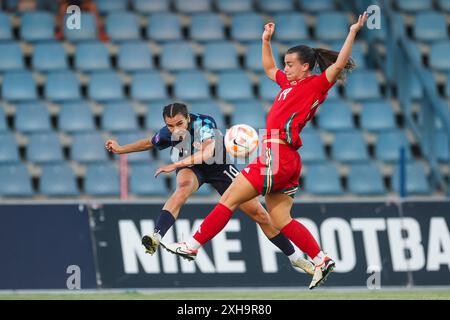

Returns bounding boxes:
[224,124,259,158]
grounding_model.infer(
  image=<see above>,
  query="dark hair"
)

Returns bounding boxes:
[286,45,356,81]
[162,103,189,119]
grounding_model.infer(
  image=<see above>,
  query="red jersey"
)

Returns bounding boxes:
[265,70,335,150]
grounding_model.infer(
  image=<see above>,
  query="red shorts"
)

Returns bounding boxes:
[241,142,301,198]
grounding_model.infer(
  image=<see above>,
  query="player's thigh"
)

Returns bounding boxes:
[264,192,293,230]
[238,197,271,226]
[174,168,200,196]
[219,173,260,210]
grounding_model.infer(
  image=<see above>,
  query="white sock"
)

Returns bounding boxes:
[187,237,202,250]
[313,251,326,265]
[288,248,302,263]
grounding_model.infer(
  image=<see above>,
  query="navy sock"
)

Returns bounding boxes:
[269,233,295,256]
[154,210,176,238]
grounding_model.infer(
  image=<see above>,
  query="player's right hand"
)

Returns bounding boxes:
[105,140,122,154]
[262,22,275,41]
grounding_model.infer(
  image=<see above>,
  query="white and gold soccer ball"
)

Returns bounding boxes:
[224,124,259,158]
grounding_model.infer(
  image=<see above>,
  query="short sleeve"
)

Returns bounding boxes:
[313,70,335,93]
[150,127,172,150]
[275,69,289,88]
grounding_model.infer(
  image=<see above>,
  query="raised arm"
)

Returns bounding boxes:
[262,22,278,82]
[325,12,368,83]
[105,138,153,154]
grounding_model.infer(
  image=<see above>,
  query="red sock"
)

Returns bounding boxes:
[193,203,233,245]
[281,219,320,259]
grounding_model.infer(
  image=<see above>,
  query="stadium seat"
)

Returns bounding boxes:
[190,13,224,42]
[0,108,7,133]
[396,0,432,12]
[304,163,343,195]
[0,163,34,197]
[375,130,411,163]
[157,148,175,164]
[105,12,140,41]
[299,129,327,163]
[32,42,67,71]
[231,13,264,42]
[345,70,381,100]
[429,41,450,71]
[64,12,97,42]
[75,41,111,71]
[101,101,138,133]
[147,13,182,42]
[446,74,450,97]
[316,12,348,41]
[259,74,280,101]
[15,102,51,133]
[26,132,64,164]
[132,0,169,13]
[0,42,24,71]
[360,101,396,131]
[328,42,366,69]
[230,101,266,130]
[174,71,210,101]
[331,131,369,163]
[2,71,37,101]
[0,12,12,40]
[130,163,167,196]
[348,163,386,195]
[193,184,215,197]
[217,71,253,101]
[0,132,20,163]
[145,104,169,131]
[59,101,95,133]
[257,0,294,12]
[160,42,196,71]
[20,11,54,42]
[245,42,280,71]
[215,0,253,13]
[45,71,81,101]
[88,71,124,101]
[274,13,308,42]
[114,131,154,163]
[174,0,211,13]
[413,12,448,42]
[392,162,431,194]
[437,0,450,11]
[71,132,109,163]
[95,0,128,14]
[117,42,153,71]
[298,0,335,12]
[435,131,449,162]
[317,100,354,131]
[189,100,226,130]
[203,42,239,71]
[40,163,79,197]
[130,71,168,101]
[84,162,120,196]
[326,85,339,100]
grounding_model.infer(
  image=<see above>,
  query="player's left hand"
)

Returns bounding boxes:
[350,11,368,33]
[155,164,177,177]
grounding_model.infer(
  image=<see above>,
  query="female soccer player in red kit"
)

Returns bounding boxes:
[164,12,369,289]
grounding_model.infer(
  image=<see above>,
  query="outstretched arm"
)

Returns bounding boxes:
[105,138,153,154]
[325,12,368,83]
[262,22,278,82]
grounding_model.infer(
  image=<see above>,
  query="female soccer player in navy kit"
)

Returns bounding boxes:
[105,103,314,274]
[164,12,369,289]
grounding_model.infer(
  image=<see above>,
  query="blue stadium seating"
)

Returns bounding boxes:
[27,132,64,164]
[375,130,411,163]
[446,73,450,97]
[215,0,253,13]
[106,12,140,41]
[299,129,327,163]
[332,131,369,163]
[435,131,449,163]
[231,13,264,42]
[0,42,24,71]
[71,132,108,163]
[274,13,308,41]
[317,100,354,131]
[257,0,294,13]
[45,71,81,101]
[259,74,280,101]
[217,71,253,101]
[245,42,280,71]
[327,85,340,100]
[429,41,450,71]
[130,71,168,101]
[40,163,79,197]
[118,41,153,71]
[0,163,34,197]
[392,162,431,194]
[132,0,169,13]
[230,102,266,130]
[160,42,196,71]
[130,163,167,196]
[174,71,210,101]
[304,163,343,195]
[298,0,335,12]
[316,12,348,41]
[438,0,450,11]
[147,13,182,41]
[101,101,138,133]
[190,13,224,42]
[360,101,396,131]
[85,162,120,196]
[2,71,37,101]
[345,70,381,100]
[32,42,67,71]
[396,0,433,12]
[59,101,95,133]
[0,108,7,132]
[0,12,12,40]
[189,100,226,130]
[88,71,124,101]
[413,12,448,42]
[145,103,170,131]
[0,132,20,163]
[64,12,97,42]
[174,0,211,13]
[114,131,154,163]
[348,163,386,195]
[95,0,128,14]
[75,41,111,71]
[15,102,51,133]
[20,11,54,42]
[203,42,239,71]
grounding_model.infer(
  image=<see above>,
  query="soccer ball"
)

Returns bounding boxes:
[224,124,259,158]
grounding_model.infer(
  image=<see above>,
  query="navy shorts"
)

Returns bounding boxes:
[176,164,240,195]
